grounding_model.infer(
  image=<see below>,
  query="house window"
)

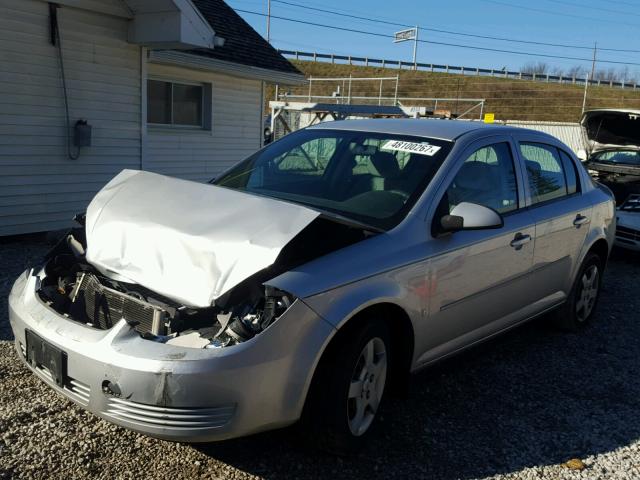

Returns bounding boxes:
[148,79,210,128]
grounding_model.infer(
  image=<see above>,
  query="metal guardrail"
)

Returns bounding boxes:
[279,49,639,90]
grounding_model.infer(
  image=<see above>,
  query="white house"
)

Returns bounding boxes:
[0,0,303,235]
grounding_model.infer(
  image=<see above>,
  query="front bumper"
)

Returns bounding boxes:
[8,269,334,442]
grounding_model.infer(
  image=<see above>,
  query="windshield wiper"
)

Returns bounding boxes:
[314,210,385,234]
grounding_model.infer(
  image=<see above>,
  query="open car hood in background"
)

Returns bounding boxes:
[85,170,320,308]
[581,109,640,152]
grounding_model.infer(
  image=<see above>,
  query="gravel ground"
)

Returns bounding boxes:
[1,235,640,480]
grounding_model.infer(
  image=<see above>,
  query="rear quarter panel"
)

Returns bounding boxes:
[576,184,616,275]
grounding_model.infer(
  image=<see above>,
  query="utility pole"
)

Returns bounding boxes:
[266,0,271,43]
[413,25,419,70]
[261,0,272,147]
[582,42,597,113]
[589,42,597,82]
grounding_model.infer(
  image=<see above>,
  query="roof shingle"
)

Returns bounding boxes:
[190,0,302,75]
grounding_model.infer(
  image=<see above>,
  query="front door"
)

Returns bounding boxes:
[418,137,537,364]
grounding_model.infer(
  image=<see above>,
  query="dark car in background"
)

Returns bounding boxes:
[582,109,640,251]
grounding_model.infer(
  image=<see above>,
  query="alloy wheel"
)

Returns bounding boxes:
[576,264,599,322]
[347,337,387,436]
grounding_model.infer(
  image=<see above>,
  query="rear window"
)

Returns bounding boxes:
[559,150,579,195]
[520,143,566,203]
[592,150,640,166]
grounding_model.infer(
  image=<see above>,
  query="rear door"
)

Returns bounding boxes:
[516,139,592,305]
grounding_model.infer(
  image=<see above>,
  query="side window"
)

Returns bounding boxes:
[446,143,518,214]
[559,150,579,195]
[519,143,569,204]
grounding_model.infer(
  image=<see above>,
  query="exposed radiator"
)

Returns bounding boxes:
[70,273,167,335]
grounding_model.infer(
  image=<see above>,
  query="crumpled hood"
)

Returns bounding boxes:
[85,170,320,308]
[581,109,640,152]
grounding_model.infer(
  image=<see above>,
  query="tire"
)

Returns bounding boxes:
[554,252,604,331]
[302,318,391,454]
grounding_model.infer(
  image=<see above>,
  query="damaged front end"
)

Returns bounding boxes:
[36,170,374,351]
[39,228,297,350]
[9,171,377,441]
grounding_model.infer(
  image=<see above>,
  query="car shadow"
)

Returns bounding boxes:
[195,255,640,479]
[0,234,52,341]
[2,237,639,478]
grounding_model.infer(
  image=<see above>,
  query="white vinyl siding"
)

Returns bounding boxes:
[0,0,142,235]
[146,63,262,183]
[1,0,268,235]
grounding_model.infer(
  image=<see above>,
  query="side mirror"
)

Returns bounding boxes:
[440,202,504,233]
[576,149,588,162]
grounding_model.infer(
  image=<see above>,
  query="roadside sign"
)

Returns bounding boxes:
[484,113,495,124]
[394,28,417,43]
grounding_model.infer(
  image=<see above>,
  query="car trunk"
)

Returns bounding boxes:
[581,109,640,152]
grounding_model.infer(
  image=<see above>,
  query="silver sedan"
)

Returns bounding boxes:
[9,119,615,453]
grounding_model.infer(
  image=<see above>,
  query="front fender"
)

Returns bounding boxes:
[302,259,427,338]
[304,280,406,330]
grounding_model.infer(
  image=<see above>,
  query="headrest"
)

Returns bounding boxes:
[370,151,401,178]
[525,160,541,175]
[455,161,495,190]
[350,145,378,156]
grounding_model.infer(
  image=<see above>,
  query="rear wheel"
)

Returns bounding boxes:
[303,319,390,454]
[555,252,603,331]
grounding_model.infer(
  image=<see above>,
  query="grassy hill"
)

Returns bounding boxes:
[269,60,640,122]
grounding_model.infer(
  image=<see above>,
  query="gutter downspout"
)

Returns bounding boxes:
[140,47,148,170]
[260,81,265,148]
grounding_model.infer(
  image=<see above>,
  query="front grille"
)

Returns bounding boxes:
[64,379,91,406]
[104,398,236,431]
[71,273,166,334]
[617,225,640,242]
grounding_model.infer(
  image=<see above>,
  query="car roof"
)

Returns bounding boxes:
[307,118,524,142]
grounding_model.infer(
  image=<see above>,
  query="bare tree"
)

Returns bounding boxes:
[521,61,549,74]
[566,65,587,79]
[518,61,639,85]
[617,66,639,84]
[594,67,620,82]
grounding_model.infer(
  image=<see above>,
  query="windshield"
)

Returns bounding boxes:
[592,150,640,166]
[214,128,453,230]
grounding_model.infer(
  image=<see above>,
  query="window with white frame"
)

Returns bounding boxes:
[147,79,211,128]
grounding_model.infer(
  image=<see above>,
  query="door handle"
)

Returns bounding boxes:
[510,233,532,250]
[573,214,589,227]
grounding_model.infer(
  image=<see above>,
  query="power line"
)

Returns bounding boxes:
[542,0,640,17]
[601,0,640,7]
[272,0,409,28]
[268,0,640,53]
[235,8,640,66]
[479,0,640,27]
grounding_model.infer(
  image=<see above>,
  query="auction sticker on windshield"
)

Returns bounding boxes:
[382,140,442,156]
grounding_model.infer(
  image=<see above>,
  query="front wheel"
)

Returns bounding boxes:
[302,319,391,454]
[554,252,603,331]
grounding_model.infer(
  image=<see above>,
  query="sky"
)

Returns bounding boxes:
[226,0,640,79]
